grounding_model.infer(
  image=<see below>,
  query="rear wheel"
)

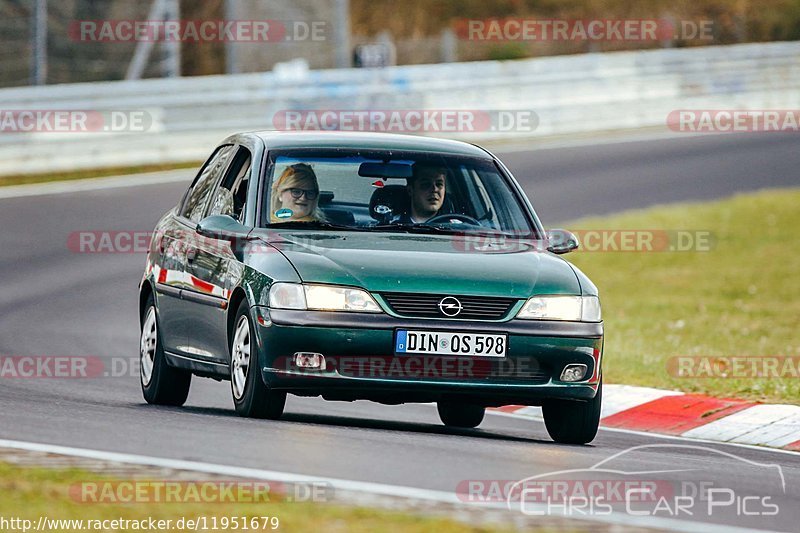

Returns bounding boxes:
[230,301,286,419]
[542,381,602,444]
[140,294,191,406]
[437,401,485,428]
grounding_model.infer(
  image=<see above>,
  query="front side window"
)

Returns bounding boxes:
[182,145,235,222]
[208,147,252,222]
[260,149,537,238]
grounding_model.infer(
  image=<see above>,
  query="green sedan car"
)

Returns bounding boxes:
[139,131,603,444]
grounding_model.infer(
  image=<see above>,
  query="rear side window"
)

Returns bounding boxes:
[181,145,235,222]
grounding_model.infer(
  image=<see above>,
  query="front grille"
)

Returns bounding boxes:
[380,292,518,320]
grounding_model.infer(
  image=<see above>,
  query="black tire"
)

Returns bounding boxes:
[230,300,286,419]
[542,381,602,444]
[140,294,191,406]
[437,401,485,428]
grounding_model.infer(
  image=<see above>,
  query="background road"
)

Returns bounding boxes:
[1,132,799,531]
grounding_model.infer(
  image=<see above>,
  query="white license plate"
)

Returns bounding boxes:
[395,330,507,357]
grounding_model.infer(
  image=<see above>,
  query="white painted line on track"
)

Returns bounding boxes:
[682,405,800,447]
[0,169,192,200]
[0,438,781,533]
[488,410,800,457]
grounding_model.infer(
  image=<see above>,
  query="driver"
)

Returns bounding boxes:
[396,164,447,224]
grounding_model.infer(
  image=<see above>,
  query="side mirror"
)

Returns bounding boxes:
[196,215,251,241]
[546,229,580,254]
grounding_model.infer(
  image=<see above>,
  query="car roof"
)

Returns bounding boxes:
[237,130,492,158]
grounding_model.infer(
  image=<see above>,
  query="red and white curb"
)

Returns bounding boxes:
[491,384,800,451]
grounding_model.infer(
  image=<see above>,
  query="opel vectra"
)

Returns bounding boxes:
[138,131,603,444]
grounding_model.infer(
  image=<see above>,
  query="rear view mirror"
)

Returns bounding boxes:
[358,162,412,179]
[546,229,580,254]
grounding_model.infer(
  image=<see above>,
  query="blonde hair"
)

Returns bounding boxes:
[270,163,326,223]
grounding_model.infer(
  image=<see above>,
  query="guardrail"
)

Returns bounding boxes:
[0,41,798,176]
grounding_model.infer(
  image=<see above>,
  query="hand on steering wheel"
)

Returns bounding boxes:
[424,213,481,226]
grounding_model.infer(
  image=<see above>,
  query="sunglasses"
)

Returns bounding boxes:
[284,188,319,200]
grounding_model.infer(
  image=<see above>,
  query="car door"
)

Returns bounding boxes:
[185,145,253,362]
[153,214,191,357]
[166,144,236,360]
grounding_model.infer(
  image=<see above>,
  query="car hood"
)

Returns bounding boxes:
[251,230,581,297]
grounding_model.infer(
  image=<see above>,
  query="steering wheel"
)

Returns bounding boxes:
[425,213,481,226]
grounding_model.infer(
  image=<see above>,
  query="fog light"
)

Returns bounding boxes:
[560,364,588,382]
[294,352,325,370]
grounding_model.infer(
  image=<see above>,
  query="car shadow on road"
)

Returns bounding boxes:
[276,411,560,445]
[133,403,235,418]
[134,403,590,448]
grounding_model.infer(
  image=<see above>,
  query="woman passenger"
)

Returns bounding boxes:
[270,163,325,223]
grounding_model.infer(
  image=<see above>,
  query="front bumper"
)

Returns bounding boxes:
[253,308,603,406]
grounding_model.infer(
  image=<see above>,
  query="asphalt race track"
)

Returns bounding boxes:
[1,132,799,531]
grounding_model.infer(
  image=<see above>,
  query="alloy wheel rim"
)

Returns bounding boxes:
[140,307,157,386]
[231,315,251,400]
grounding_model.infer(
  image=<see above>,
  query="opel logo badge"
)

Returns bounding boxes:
[438,296,463,317]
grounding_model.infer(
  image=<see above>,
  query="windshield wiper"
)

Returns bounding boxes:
[370,223,534,239]
[369,223,462,235]
[265,220,362,231]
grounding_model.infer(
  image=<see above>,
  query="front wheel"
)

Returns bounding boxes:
[437,401,485,428]
[230,301,286,419]
[542,381,602,444]
[140,294,191,406]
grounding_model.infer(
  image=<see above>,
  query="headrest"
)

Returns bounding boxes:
[369,184,409,220]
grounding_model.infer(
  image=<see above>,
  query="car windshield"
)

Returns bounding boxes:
[261,148,537,238]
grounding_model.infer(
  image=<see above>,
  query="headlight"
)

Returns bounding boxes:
[305,285,381,312]
[580,296,602,322]
[269,283,381,313]
[517,295,601,322]
[268,283,306,310]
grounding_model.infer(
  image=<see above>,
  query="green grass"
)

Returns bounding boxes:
[0,462,522,533]
[565,188,800,403]
[0,161,201,187]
